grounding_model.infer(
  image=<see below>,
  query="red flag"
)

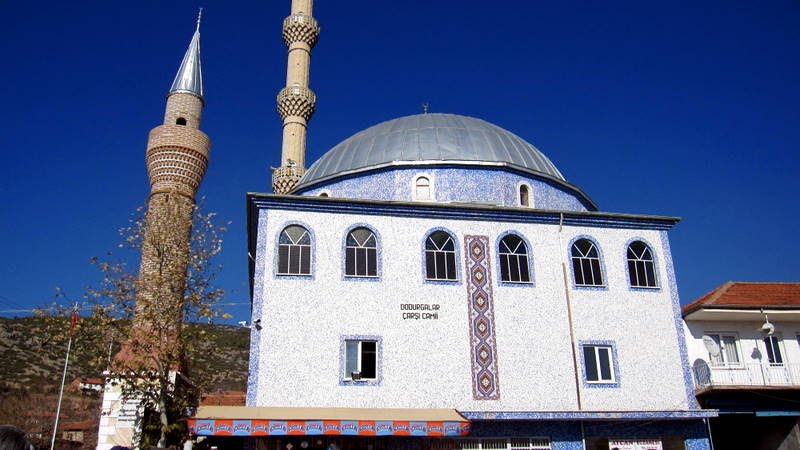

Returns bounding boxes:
[70,309,78,336]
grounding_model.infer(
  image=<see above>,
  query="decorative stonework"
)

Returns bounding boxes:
[464,235,500,400]
[272,166,305,194]
[282,14,320,48]
[276,85,316,121]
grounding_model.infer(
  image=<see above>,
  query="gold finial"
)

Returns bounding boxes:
[196,7,203,32]
[422,102,430,114]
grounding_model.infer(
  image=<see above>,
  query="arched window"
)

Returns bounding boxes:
[425,231,456,280]
[571,238,604,286]
[499,234,531,283]
[277,225,312,275]
[415,176,431,201]
[519,185,530,207]
[627,241,657,287]
[345,227,378,277]
[176,117,187,126]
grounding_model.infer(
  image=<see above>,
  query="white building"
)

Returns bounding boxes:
[683,282,800,449]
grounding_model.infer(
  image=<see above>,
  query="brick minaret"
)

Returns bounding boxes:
[272,0,319,194]
[132,14,210,351]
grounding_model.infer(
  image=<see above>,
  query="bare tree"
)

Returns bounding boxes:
[38,199,228,448]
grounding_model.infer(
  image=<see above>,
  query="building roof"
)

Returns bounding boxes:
[682,282,800,316]
[297,113,565,188]
[169,22,204,100]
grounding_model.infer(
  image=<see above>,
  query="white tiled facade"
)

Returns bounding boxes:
[248,206,690,413]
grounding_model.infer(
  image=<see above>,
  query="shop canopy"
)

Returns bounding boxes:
[189,406,471,437]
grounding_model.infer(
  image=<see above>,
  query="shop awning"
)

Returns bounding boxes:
[188,406,471,437]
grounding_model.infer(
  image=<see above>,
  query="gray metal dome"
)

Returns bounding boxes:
[297,113,565,188]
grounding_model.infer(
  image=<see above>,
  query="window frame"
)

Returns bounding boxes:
[343,225,380,279]
[580,340,620,387]
[569,237,606,288]
[340,335,382,386]
[497,232,533,285]
[704,332,742,367]
[764,334,785,365]
[518,183,532,207]
[423,229,459,282]
[275,224,314,277]
[626,239,659,289]
[413,174,433,201]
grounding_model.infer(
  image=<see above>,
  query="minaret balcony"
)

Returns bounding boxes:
[277,86,316,121]
[282,13,320,48]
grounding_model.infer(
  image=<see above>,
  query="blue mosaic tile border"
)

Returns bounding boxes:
[464,235,501,400]
[460,410,718,420]
[660,230,701,409]
[246,211,269,406]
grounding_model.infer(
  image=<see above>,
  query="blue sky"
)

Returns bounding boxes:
[0,1,798,324]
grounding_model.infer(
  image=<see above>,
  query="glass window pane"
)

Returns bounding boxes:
[519,257,530,282]
[500,256,510,281]
[289,246,301,274]
[361,341,377,379]
[278,246,289,273]
[573,259,584,285]
[583,347,598,381]
[445,253,456,280]
[435,252,446,279]
[581,259,593,284]
[367,249,377,276]
[356,248,367,276]
[722,335,739,363]
[590,259,602,285]
[509,256,520,282]
[345,341,358,376]
[345,247,356,275]
[598,348,612,380]
[300,247,311,274]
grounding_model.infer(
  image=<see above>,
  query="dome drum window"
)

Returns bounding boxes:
[415,176,431,201]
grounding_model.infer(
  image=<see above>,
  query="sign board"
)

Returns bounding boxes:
[608,439,663,450]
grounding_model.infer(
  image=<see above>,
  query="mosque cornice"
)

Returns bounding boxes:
[247,193,680,231]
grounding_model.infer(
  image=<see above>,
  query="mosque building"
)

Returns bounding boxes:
[100,1,715,449]
[188,1,715,450]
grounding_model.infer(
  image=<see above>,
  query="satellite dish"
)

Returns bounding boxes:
[702,335,721,357]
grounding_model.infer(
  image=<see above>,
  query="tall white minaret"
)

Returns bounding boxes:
[272,0,319,194]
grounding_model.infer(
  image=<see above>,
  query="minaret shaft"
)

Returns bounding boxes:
[273,0,319,194]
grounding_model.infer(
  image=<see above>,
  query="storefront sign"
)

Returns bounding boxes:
[188,419,470,437]
[608,439,663,450]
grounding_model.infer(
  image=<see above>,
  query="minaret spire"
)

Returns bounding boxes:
[170,10,204,101]
[272,0,320,194]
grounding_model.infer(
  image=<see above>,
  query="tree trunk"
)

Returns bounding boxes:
[157,376,169,448]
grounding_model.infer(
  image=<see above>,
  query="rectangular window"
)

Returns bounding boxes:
[582,344,615,383]
[764,335,784,365]
[706,333,741,366]
[344,339,378,380]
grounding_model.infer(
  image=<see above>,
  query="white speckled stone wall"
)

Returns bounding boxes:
[248,206,691,413]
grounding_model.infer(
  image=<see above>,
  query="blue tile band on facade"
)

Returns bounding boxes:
[464,235,501,400]
[460,410,718,420]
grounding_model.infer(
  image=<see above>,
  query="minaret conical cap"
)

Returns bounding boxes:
[169,18,204,101]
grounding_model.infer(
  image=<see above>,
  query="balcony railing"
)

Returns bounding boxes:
[693,362,800,389]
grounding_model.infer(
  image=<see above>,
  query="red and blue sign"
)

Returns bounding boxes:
[188,419,470,437]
